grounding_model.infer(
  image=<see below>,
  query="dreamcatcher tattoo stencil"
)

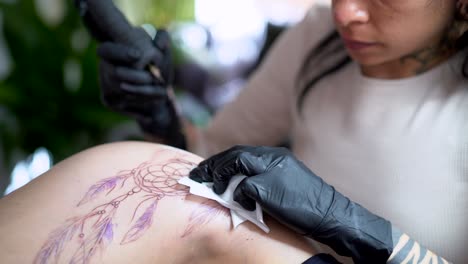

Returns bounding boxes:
[34,151,228,264]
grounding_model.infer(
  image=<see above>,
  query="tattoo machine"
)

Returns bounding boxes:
[73,0,164,81]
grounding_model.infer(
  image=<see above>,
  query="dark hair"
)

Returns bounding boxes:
[457,30,468,78]
[296,29,468,114]
[295,30,350,114]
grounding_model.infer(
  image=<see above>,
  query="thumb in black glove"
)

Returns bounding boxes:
[189,145,393,264]
[97,29,186,149]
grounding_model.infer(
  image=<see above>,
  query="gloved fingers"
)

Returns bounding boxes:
[189,145,269,194]
[97,42,141,65]
[211,160,238,194]
[236,174,271,207]
[189,165,214,183]
[189,145,249,183]
[99,60,121,95]
[115,66,154,85]
[100,59,166,98]
[152,30,173,84]
[153,29,171,53]
[121,83,167,97]
[211,150,266,194]
[233,178,257,211]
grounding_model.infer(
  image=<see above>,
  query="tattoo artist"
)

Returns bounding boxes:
[90,0,468,263]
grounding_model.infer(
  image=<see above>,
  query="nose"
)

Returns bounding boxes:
[333,0,369,27]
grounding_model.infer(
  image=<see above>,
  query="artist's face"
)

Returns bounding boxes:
[332,0,457,78]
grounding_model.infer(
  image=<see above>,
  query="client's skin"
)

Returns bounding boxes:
[0,141,315,264]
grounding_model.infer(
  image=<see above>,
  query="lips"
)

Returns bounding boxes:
[342,38,378,51]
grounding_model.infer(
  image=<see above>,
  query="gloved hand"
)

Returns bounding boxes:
[97,29,186,149]
[74,0,112,42]
[189,146,393,264]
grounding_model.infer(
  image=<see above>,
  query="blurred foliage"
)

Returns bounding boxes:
[117,0,194,28]
[0,0,194,172]
[0,0,126,169]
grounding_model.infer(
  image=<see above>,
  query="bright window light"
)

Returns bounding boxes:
[4,148,53,196]
[195,0,265,42]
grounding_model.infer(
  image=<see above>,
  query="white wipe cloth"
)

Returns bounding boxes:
[178,175,270,233]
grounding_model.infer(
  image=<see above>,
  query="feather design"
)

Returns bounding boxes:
[102,221,114,245]
[70,216,114,264]
[34,214,115,264]
[78,173,132,206]
[34,158,215,264]
[33,218,83,264]
[121,199,158,244]
[181,200,229,238]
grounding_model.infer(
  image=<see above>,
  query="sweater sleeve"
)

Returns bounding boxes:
[193,4,335,157]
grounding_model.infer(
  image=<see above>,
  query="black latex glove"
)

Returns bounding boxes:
[74,0,112,42]
[97,30,186,149]
[189,146,393,264]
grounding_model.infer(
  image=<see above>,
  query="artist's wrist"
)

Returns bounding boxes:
[309,190,393,264]
[387,227,451,264]
[137,118,187,150]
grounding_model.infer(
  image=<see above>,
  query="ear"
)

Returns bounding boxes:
[456,0,468,20]
[445,2,468,47]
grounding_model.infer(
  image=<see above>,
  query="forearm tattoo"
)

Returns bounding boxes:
[387,228,451,264]
[34,151,228,264]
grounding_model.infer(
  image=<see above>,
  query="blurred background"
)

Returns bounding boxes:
[0,0,318,195]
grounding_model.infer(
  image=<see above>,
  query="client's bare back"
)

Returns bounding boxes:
[0,142,314,264]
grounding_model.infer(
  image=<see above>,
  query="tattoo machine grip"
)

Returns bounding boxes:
[74,0,159,70]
